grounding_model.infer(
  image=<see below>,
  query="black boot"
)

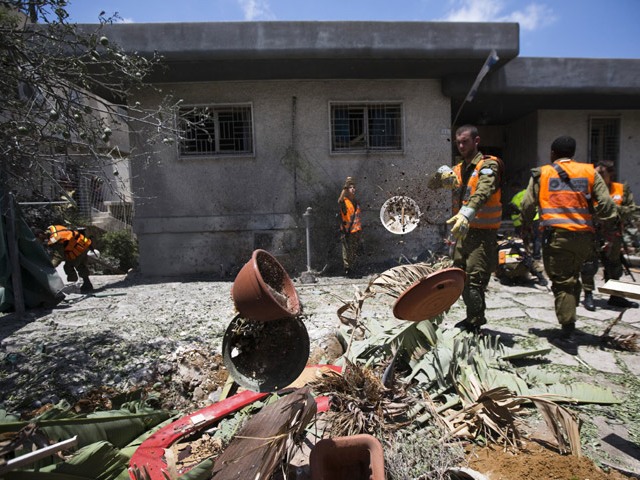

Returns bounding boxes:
[80,279,94,293]
[583,291,595,311]
[608,295,639,309]
[535,271,548,287]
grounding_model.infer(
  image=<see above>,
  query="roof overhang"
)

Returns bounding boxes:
[96,21,519,81]
[88,21,640,126]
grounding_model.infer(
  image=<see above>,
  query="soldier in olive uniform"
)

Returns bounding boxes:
[445,125,503,333]
[520,136,618,339]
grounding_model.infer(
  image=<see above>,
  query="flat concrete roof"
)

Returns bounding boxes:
[94,21,640,125]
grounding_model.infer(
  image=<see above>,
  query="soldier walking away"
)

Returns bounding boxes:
[445,125,503,333]
[520,136,619,340]
[46,225,94,293]
[338,177,362,277]
[595,160,638,308]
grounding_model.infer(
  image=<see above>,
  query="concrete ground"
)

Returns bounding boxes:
[3,263,640,476]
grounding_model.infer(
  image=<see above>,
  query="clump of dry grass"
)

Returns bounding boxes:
[384,428,466,480]
[310,359,413,437]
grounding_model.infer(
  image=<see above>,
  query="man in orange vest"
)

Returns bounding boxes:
[46,225,94,293]
[520,136,619,339]
[339,177,362,277]
[581,160,638,309]
[445,125,503,333]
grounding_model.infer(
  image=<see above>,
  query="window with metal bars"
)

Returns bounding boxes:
[179,105,253,157]
[330,103,403,152]
[589,117,620,166]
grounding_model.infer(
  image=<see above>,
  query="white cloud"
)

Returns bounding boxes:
[118,17,135,24]
[441,0,555,31]
[237,0,276,21]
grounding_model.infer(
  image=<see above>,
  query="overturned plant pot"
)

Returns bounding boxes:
[231,249,301,321]
[392,267,466,321]
[222,315,310,392]
[310,434,385,480]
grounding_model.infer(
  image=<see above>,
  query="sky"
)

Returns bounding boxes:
[63,0,640,59]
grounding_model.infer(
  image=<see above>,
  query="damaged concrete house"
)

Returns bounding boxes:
[96,21,640,277]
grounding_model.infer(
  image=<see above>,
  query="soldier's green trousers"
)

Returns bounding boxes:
[543,229,595,326]
[452,228,498,326]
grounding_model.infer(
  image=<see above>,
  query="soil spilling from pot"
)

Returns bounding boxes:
[223,316,309,391]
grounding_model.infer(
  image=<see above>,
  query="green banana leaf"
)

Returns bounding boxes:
[5,441,127,480]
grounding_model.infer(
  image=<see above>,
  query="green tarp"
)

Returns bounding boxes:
[0,193,65,313]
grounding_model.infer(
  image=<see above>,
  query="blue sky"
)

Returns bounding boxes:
[64,0,640,59]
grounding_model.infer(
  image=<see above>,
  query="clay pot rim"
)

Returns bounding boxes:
[392,267,466,322]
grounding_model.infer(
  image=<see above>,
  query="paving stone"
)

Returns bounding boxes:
[486,307,527,321]
[577,346,623,374]
[618,352,640,376]
[523,308,557,325]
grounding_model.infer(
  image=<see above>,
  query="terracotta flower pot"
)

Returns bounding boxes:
[310,434,385,480]
[231,249,301,321]
[392,267,466,321]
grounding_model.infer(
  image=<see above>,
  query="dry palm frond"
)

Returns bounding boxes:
[443,387,526,448]
[521,395,582,456]
[371,259,454,299]
[310,360,413,437]
[601,310,639,351]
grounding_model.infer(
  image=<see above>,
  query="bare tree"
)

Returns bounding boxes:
[0,0,179,220]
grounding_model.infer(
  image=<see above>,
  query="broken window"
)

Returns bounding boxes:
[330,103,403,153]
[589,116,620,167]
[179,104,254,157]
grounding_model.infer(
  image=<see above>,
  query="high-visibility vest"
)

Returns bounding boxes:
[510,189,539,227]
[539,160,596,232]
[453,156,502,229]
[340,197,362,234]
[609,182,624,205]
[46,225,92,260]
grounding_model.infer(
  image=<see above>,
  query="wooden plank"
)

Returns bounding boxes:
[598,280,640,300]
[211,387,316,480]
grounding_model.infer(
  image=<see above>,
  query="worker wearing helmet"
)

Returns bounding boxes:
[46,225,94,292]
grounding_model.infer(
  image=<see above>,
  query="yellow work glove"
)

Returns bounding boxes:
[446,213,469,240]
[438,167,460,190]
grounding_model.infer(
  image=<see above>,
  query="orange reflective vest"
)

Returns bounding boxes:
[340,198,362,234]
[539,161,596,232]
[609,182,624,206]
[46,225,92,260]
[453,156,502,229]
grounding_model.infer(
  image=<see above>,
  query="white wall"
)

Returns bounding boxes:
[130,79,452,277]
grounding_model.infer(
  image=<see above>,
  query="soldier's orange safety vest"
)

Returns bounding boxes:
[47,225,92,260]
[539,161,596,232]
[609,182,624,206]
[453,156,502,229]
[340,198,362,234]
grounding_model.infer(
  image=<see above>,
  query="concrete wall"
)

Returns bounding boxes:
[537,110,640,195]
[130,79,452,277]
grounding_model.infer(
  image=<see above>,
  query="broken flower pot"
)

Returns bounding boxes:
[231,249,301,321]
[222,314,310,392]
[310,434,385,480]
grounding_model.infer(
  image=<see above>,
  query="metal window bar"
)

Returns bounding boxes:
[331,103,402,152]
[179,106,253,156]
[589,117,620,165]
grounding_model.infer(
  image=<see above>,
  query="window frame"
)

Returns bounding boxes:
[588,115,620,168]
[329,101,404,154]
[177,103,255,158]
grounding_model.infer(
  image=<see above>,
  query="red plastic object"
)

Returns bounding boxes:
[129,365,341,479]
[310,434,386,480]
[231,249,301,321]
[392,267,466,321]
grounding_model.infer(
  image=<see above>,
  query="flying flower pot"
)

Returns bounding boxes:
[231,249,301,321]
[222,315,310,392]
[392,267,466,321]
[310,434,385,480]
